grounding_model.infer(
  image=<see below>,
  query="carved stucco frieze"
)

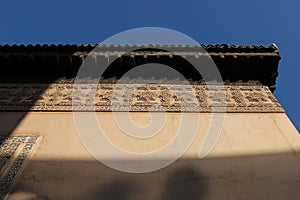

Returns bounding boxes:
[0,136,39,200]
[0,83,284,112]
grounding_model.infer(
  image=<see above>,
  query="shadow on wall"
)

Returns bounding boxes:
[0,112,34,136]
[86,167,208,200]
[10,161,209,200]
[7,152,300,200]
[0,84,51,138]
[161,167,208,200]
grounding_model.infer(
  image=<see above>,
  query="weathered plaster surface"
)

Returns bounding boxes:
[0,112,299,200]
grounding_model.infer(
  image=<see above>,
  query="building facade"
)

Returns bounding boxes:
[0,44,299,200]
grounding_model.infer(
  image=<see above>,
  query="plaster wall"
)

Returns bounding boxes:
[0,112,299,200]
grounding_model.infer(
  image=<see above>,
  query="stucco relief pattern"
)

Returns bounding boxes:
[0,83,284,112]
[0,136,39,200]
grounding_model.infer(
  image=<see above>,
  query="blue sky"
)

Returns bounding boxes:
[1,1,299,131]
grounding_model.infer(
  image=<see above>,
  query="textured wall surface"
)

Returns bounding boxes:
[0,112,299,200]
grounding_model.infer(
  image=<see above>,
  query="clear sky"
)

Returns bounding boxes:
[1,0,299,131]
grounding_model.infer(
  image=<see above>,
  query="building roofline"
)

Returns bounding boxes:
[0,44,281,92]
[0,44,279,53]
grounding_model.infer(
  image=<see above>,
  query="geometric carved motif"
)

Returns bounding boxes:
[0,136,39,200]
[0,83,284,113]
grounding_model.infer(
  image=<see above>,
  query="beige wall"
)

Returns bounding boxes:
[1,112,300,200]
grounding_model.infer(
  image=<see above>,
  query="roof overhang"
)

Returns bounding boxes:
[0,44,281,91]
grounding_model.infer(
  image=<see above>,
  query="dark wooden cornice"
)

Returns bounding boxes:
[0,44,281,91]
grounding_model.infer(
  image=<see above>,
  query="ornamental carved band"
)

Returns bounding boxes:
[0,83,283,112]
[0,136,39,200]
